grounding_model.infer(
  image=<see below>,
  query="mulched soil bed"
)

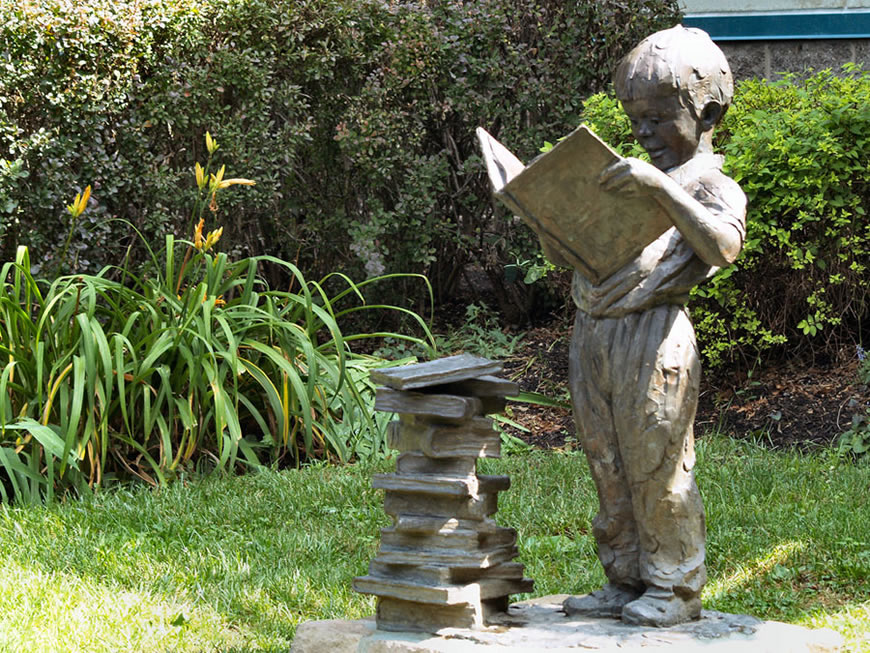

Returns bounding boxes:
[696,352,870,449]
[498,321,870,451]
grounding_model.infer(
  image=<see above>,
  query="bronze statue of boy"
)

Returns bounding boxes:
[547,26,746,627]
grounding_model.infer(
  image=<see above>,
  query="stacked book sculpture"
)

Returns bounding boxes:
[353,354,533,633]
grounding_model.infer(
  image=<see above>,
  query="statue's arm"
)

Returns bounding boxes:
[651,173,746,267]
[600,158,746,268]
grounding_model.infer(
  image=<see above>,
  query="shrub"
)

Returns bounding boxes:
[579,67,870,367]
[0,0,681,321]
[837,346,870,460]
[0,141,433,504]
[0,240,430,504]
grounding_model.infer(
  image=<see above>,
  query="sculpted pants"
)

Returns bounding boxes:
[569,304,706,598]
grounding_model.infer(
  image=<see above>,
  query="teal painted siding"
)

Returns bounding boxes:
[684,11,870,39]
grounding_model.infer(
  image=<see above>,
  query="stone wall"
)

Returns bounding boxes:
[720,38,870,79]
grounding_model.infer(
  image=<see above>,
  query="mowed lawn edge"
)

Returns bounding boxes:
[0,433,866,652]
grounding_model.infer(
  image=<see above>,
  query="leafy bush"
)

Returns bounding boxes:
[0,141,432,504]
[838,345,870,460]
[0,0,681,321]
[374,301,526,364]
[579,67,870,367]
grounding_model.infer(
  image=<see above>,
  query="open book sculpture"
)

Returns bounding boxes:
[476,125,672,285]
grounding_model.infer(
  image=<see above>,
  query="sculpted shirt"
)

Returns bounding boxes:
[571,153,747,319]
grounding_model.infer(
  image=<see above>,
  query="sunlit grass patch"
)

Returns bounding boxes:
[0,558,254,652]
[0,434,866,649]
[0,465,389,651]
[810,602,870,651]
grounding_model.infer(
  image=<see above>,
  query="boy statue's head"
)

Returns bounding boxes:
[613,26,733,172]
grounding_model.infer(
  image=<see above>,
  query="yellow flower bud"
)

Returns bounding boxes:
[204,226,224,250]
[208,165,226,193]
[217,178,256,189]
[67,185,92,218]
[205,131,218,155]
[193,218,205,250]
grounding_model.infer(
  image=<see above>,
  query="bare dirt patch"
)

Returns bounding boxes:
[696,352,870,449]
[500,322,870,451]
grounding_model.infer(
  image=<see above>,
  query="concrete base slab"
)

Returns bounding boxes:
[290,595,843,652]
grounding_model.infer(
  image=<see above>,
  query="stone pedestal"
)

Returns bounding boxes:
[352,354,533,633]
[290,596,844,652]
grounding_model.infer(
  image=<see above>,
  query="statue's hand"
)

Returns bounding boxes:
[598,157,666,197]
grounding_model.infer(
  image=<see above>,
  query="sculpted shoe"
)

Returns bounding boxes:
[621,588,701,627]
[562,583,644,618]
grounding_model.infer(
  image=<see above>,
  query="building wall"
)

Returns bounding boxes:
[680,0,870,79]
[719,38,869,79]
[682,1,870,11]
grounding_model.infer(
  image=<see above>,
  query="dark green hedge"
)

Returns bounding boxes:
[581,67,870,367]
[0,0,680,316]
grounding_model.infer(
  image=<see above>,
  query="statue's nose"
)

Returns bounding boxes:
[636,120,654,137]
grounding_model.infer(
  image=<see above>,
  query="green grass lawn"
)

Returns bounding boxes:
[0,434,867,652]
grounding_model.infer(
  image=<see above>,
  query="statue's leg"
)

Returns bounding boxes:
[564,311,644,617]
[613,305,706,626]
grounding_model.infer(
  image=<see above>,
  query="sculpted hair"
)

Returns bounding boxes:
[613,25,734,121]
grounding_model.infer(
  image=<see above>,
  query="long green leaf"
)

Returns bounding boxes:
[58,355,86,476]
[238,357,285,446]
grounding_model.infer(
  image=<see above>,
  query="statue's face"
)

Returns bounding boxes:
[621,93,701,172]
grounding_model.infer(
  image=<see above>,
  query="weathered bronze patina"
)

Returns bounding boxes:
[555,26,746,627]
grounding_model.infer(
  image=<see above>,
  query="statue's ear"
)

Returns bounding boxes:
[700,102,723,131]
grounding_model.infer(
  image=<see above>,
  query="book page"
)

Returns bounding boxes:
[478,125,673,285]
[476,127,525,193]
